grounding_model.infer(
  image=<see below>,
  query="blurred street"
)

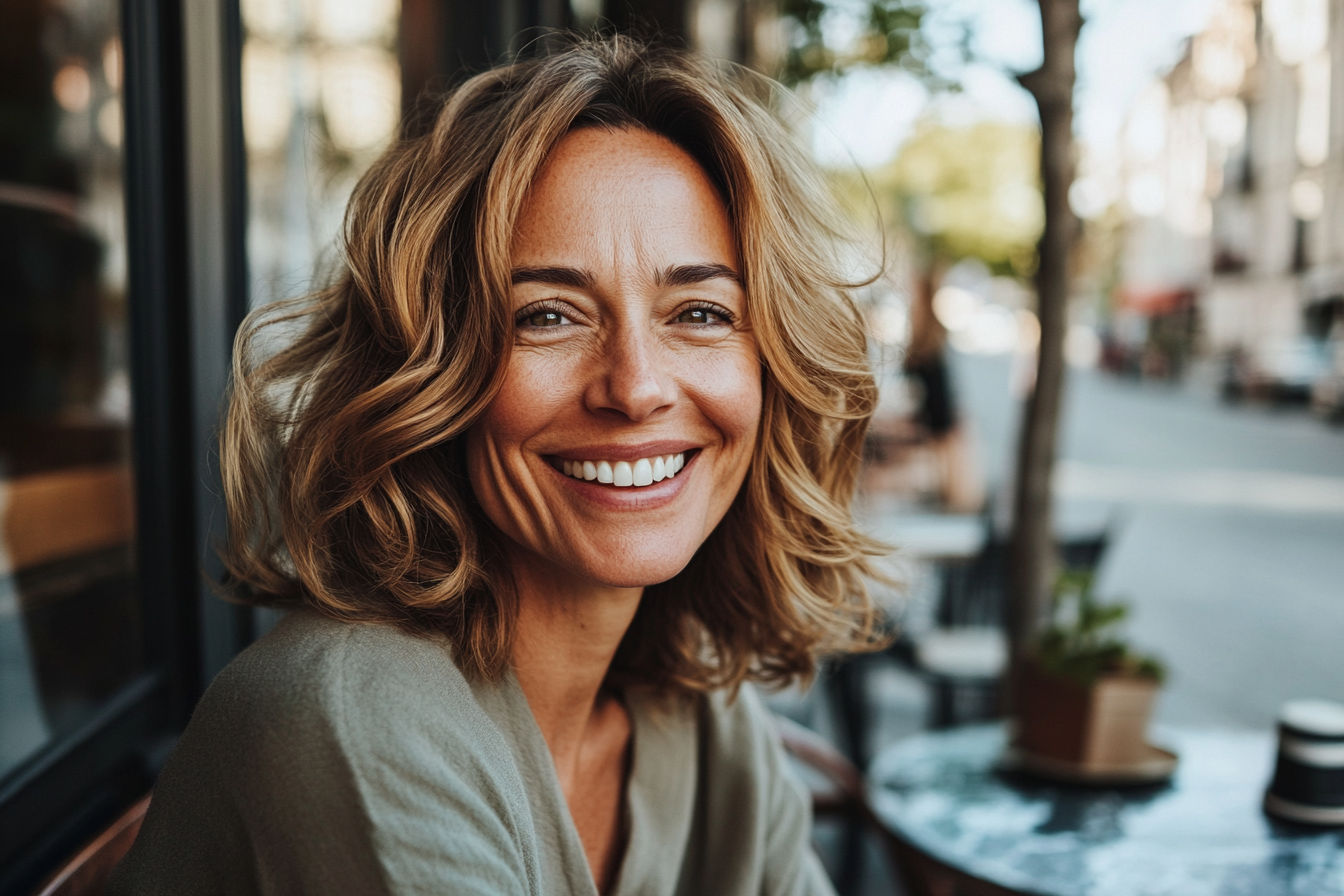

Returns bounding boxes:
[955,351,1344,730]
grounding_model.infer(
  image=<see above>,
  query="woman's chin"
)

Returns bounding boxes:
[498,522,706,593]
[548,546,697,591]
[581,558,693,590]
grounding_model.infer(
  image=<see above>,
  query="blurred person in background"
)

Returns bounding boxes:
[903,272,982,512]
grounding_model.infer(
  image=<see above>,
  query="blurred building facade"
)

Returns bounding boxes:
[1117,0,1344,375]
[1204,0,1340,353]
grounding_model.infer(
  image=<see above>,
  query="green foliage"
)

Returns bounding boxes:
[873,121,1043,276]
[1036,569,1166,686]
[777,0,951,87]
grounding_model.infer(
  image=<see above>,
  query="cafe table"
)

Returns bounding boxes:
[868,723,1344,896]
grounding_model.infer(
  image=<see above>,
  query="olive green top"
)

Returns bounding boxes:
[108,610,834,896]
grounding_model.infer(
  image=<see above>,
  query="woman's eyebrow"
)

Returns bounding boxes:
[511,266,595,289]
[656,263,741,287]
[510,263,742,289]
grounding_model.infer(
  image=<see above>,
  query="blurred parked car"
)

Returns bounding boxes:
[1312,374,1344,422]
[1221,338,1333,405]
[1310,340,1344,423]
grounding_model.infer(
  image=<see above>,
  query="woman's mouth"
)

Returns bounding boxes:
[549,451,689,488]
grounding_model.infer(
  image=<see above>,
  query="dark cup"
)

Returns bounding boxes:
[1264,698,1344,826]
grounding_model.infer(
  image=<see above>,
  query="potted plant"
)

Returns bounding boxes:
[1013,570,1169,776]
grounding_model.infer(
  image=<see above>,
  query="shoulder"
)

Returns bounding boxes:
[113,612,538,895]
[169,610,485,785]
[200,610,471,738]
[185,609,530,822]
[212,609,459,706]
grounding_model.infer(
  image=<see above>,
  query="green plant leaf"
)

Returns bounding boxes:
[1035,568,1166,685]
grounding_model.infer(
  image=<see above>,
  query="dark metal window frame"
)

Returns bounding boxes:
[0,0,248,890]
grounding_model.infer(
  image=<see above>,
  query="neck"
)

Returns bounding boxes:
[508,548,643,762]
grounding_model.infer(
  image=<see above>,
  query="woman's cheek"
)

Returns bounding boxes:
[686,343,762,438]
[489,347,583,437]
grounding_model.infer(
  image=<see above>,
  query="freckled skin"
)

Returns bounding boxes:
[463,127,762,892]
[466,127,761,590]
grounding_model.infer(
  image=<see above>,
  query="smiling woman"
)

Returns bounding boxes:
[109,36,885,896]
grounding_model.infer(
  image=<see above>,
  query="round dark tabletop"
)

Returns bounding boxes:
[868,724,1344,896]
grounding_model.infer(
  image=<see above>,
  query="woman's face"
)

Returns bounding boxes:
[467,127,761,590]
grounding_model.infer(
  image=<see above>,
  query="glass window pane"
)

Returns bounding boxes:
[241,0,401,309]
[0,0,140,783]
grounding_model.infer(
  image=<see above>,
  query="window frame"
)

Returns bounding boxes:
[0,0,249,890]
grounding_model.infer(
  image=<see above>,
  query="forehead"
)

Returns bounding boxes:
[510,127,737,268]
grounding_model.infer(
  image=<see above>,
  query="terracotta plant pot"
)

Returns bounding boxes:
[1015,661,1159,768]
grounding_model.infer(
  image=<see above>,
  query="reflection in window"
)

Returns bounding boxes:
[241,0,401,308]
[0,0,140,782]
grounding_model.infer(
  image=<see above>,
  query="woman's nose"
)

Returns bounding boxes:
[585,324,675,422]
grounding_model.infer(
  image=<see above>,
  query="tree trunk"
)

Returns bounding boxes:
[1009,0,1082,664]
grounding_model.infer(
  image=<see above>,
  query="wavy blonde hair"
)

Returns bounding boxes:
[222,35,887,694]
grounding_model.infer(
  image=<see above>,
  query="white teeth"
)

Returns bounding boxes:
[560,452,686,487]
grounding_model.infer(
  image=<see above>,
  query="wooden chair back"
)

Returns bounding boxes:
[32,795,149,896]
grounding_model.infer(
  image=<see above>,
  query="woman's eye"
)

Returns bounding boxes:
[676,306,731,325]
[521,309,568,328]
